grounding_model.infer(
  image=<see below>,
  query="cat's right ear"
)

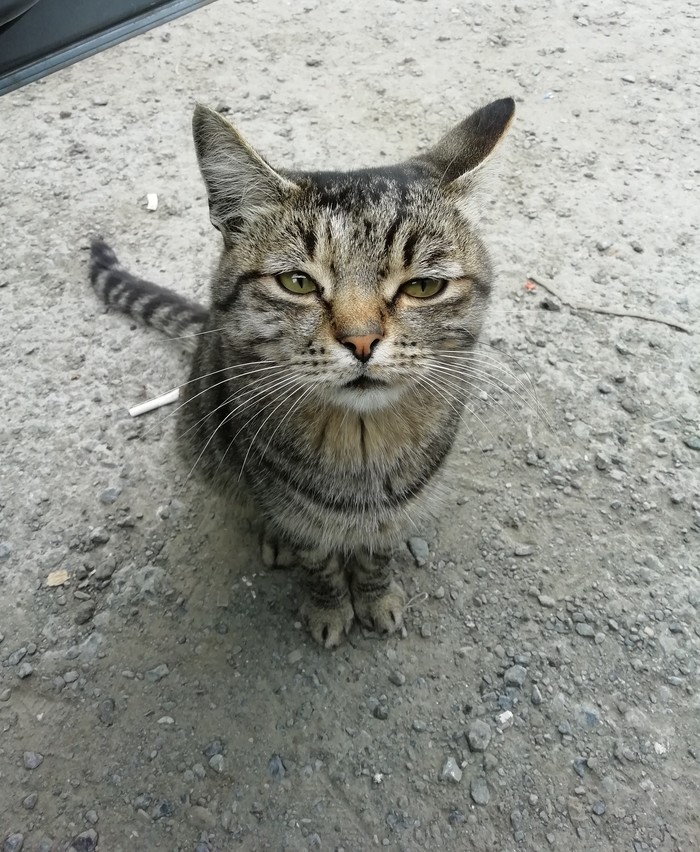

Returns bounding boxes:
[192,104,298,234]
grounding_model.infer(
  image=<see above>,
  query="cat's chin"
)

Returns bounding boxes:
[330,382,407,414]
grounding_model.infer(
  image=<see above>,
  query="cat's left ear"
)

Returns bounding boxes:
[413,97,515,208]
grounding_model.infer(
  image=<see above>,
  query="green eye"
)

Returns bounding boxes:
[277,271,317,295]
[400,277,446,299]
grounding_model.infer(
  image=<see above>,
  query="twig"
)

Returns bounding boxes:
[527,277,693,335]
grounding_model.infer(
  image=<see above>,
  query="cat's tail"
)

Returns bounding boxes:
[89,239,208,349]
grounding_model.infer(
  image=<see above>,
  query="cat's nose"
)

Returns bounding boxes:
[340,333,383,363]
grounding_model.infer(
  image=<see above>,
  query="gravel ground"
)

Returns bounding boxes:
[1,0,699,849]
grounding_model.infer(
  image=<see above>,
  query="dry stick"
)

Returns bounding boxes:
[527,276,694,335]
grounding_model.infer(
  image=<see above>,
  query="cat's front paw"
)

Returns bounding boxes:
[261,528,296,569]
[352,580,405,636]
[301,597,355,649]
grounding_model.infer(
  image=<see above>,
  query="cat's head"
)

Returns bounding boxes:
[193,99,514,413]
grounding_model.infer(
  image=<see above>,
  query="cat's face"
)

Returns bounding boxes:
[193,100,514,413]
[211,170,493,413]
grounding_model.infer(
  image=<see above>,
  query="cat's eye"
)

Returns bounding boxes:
[277,271,317,295]
[400,277,446,299]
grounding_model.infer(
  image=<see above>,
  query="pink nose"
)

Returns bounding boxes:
[340,333,383,363]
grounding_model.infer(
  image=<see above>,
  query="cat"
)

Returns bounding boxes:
[90,97,515,647]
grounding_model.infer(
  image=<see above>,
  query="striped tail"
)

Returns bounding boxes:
[89,240,208,347]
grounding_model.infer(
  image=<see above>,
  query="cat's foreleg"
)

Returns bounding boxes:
[350,551,405,635]
[298,549,354,648]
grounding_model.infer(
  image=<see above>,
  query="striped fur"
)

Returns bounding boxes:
[91,98,515,647]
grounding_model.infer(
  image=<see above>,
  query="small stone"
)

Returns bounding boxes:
[568,796,586,825]
[157,715,174,725]
[305,58,323,67]
[99,487,121,504]
[620,397,641,414]
[407,537,429,566]
[597,381,614,394]
[538,594,555,608]
[23,751,44,769]
[84,810,99,825]
[145,663,169,682]
[440,756,462,783]
[75,601,96,624]
[496,710,514,729]
[595,452,611,471]
[539,296,560,311]
[133,793,152,810]
[573,757,587,777]
[268,754,286,779]
[388,670,406,686]
[204,740,224,759]
[683,435,700,451]
[621,74,636,83]
[6,647,27,666]
[94,559,117,580]
[412,719,427,732]
[3,835,23,852]
[0,688,10,701]
[592,800,606,815]
[98,698,115,726]
[151,800,175,820]
[373,704,389,720]
[531,685,543,705]
[22,792,38,810]
[575,623,595,638]
[504,664,527,687]
[88,527,110,545]
[17,662,33,679]
[467,719,492,752]
[287,649,303,664]
[513,544,534,557]
[470,776,490,805]
[0,541,12,561]
[64,670,79,683]
[209,754,224,772]
[448,809,466,825]
[630,241,644,253]
[420,623,432,638]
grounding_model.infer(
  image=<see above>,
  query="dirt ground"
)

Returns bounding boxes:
[1,0,698,849]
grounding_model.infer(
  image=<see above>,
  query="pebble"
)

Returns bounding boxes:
[407,537,429,566]
[145,663,170,682]
[94,559,117,580]
[531,685,544,705]
[268,754,286,779]
[467,720,492,752]
[592,800,607,815]
[151,800,175,820]
[538,594,555,608]
[597,381,614,394]
[504,664,527,687]
[6,647,27,666]
[496,710,514,729]
[17,662,33,679]
[204,740,224,758]
[22,792,38,809]
[64,670,79,683]
[683,435,700,451]
[84,810,99,825]
[412,719,427,732]
[98,698,115,726]
[373,704,389,720]
[0,541,12,561]
[470,776,490,805]
[388,670,406,686]
[513,544,534,557]
[621,74,636,83]
[595,452,611,471]
[23,751,44,769]
[209,754,225,772]
[440,756,462,783]
[0,688,10,701]
[88,527,110,545]
[133,793,151,810]
[287,649,303,664]
[66,829,98,852]
[75,601,96,624]
[99,486,121,504]
[575,623,595,638]
[3,834,24,852]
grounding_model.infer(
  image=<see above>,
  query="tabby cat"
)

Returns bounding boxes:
[90,97,515,647]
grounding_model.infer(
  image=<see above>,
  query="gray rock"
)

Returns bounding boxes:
[6,647,27,666]
[467,719,492,752]
[592,800,606,815]
[23,751,44,769]
[504,664,527,687]
[575,623,595,637]
[597,381,614,394]
[64,670,79,683]
[151,800,175,820]
[407,537,429,566]
[209,754,224,772]
[268,754,286,779]
[66,829,98,852]
[287,649,303,664]
[440,756,462,783]
[145,663,169,682]
[683,435,700,451]
[470,776,490,805]
[412,719,427,732]
[513,544,534,557]
[22,792,38,809]
[17,662,33,679]
[84,810,99,825]
[98,698,115,726]
[203,739,224,758]
[0,541,12,561]
[3,833,24,852]
[133,793,151,810]
[538,594,556,608]
[94,559,117,580]
[373,703,389,720]
[99,486,121,504]
[0,688,10,701]
[531,685,544,705]
[75,601,96,624]
[88,527,110,545]
[388,670,406,686]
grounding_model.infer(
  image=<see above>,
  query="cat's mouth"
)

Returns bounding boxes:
[344,375,389,390]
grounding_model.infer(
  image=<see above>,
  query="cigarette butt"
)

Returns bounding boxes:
[129,388,180,417]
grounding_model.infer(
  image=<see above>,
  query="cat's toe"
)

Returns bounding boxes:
[352,581,405,635]
[261,529,295,569]
[301,598,355,649]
